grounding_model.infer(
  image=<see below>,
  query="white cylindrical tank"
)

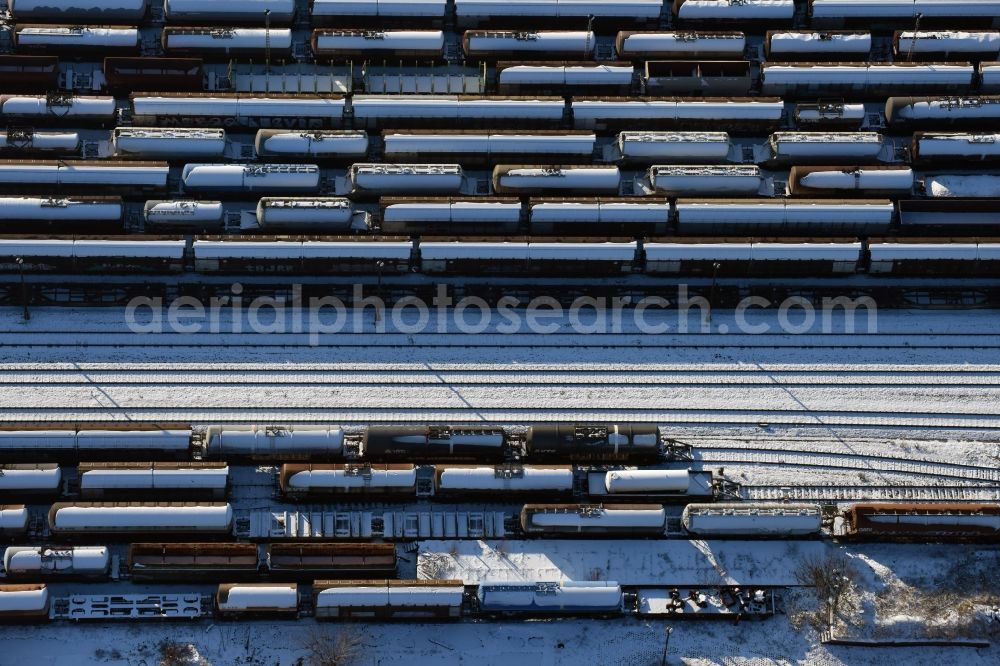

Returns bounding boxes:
[348,164,464,194]
[495,166,620,192]
[529,507,667,529]
[143,200,225,226]
[767,31,871,57]
[0,197,123,222]
[798,168,913,191]
[255,130,368,157]
[649,165,763,195]
[465,31,595,56]
[617,131,730,161]
[915,133,1000,160]
[677,0,795,19]
[256,198,354,229]
[285,467,417,491]
[604,469,690,494]
[9,0,148,20]
[0,130,80,152]
[164,28,293,53]
[0,506,29,534]
[3,546,110,576]
[1,95,116,119]
[216,584,298,612]
[206,426,344,457]
[50,504,233,533]
[617,31,746,58]
[0,163,168,187]
[383,133,596,158]
[437,467,574,492]
[114,128,226,157]
[383,200,522,225]
[681,502,823,536]
[15,26,139,49]
[164,0,296,21]
[0,465,62,492]
[769,132,884,161]
[313,30,445,54]
[182,164,320,191]
[0,585,49,615]
[79,467,229,492]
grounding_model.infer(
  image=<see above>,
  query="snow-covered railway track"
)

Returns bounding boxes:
[696,449,1000,482]
[744,485,1000,503]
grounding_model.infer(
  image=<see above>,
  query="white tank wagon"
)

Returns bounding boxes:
[674,200,895,234]
[681,503,824,537]
[764,31,871,60]
[0,506,29,536]
[0,429,192,458]
[0,95,116,123]
[765,132,885,165]
[616,131,731,162]
[164,0,296,23]
[181,164,320,192]
[311,0,448,25]
[255,130,368,159]
[0,130,80,153]
[794,102,866,128]
[143,201,224,229]
[809,0,1000,24]
[454,0,664,28]
[979,63,1000,92]
[478,581,622,615]
[519,504,667,535]
[434,465,574,495]
[216,584,298,616]
[894,31,1000,59]
[379,197,522,235]
[528,199,671,235]
[193,240,413,273]
[346,163,464,195]
[256,198,356,231]
[462,31,595,59]
[162,28,293,55]
[648,165,764,197]
[923,174,1000,198]
[350,96,566,128]
[673,0,795,21]
[571,97,784,131]
[47,502,234,536]
[789,166,914,196]
[912,132,1000,163]
[205,425,345,459]
[492,165,620,194]
[3,546,110,577]
[497,64,634,91]
[586,468,715,500]
[312,30,445,58]
[0,161,168,190]
[113,128,226,158]
[869,243,1000,275]
[130,94,347,129]
[0,585,49,620]
[279,464,417,497]
[761,63,976,98]
[644,242,862,275]
[886,96,1000,129]
[77,463,229,499]
[382,131,596,163]
[313,580,465,620]
[0,197,123,224]
[14,25,139,50]
[615,31,745,59]
[0,464,62,495]
[9,0,148,21]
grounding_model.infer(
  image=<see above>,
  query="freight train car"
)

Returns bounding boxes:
[615,131,731,163]
[477,581,622,616]
[143,200,225,231]
[454,0,663,30]
[381,131,597,164]
[8,0,148,22]
[885,96,1000,129]
[267,543,397,579]
[254,130,369,159]
[379,197,522,235]
[0,584,49,622]
[128,543,259,581]
[585,468,715,502]
[255,198,358,232]
[311,0,447,28]
[462,31,595,59]
[2,546,111,578]
[673,200,894,235]
[893,31,1000,60]
[279,464,418,498]
[311,30,445,58]
[345,163,465,195]
[761,63,976,99]
[0,428,192,461]
[112,128,227,158]
[788,166,914,196]
[644,242,863,276]
[181,163,321,193]
[527,198,671,235]
[793,101,867,128]
[571,97,784,131]
[809,0,1000,27]
[0,95,116,125]
[498,62,631,94]
[615,31,746,60]
[673,0,795,23]
[417,241,639,276]
[0,160,168,193]
[47,502,234,538]
[313,579,464,619]
[77,462,229,500]
[0,195,126,232]
[763,132,886,166]
[204,426,345,460]
[520,504,667,536]
[492,165,620,194]
[910,132,1000,164]
[163,0,296,23]
[648,165,765,197]
[13,25,139,52]
[868,243,1000,275]
[681,503,824,537]
[842,503,1000,540]
[130,94,347,129]
[350,96,566,129]
[525,424,660,463]
[161,28,293,56]
[216,583,299,617]
[0,505,29,537]
[0,129,80,154]
[192,239,413,274]
[0,464,62,497]
[434,465,575,497]
[362,426,506,463]
[764,31,872,60]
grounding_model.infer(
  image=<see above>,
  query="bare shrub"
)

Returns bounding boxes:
[794,552,860,633]
[302,628,363,666]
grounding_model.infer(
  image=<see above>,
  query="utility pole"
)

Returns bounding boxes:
[707,261,720,325]
[16,257,29,321]
[374,260,384,327]
[264,9,272,76]
[660,626,673,666]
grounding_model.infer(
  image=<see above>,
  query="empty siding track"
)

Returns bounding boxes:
[744,485,1000,503]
